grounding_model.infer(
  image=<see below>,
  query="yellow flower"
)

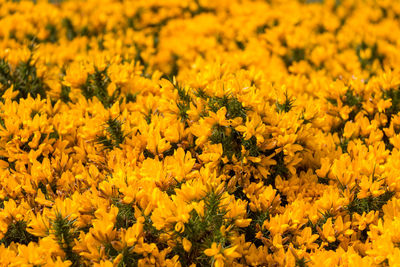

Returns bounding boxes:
[35,189,53,207]
[14,242,46,266]
[223,245,241,259]
[316,157,331,179]
[272,234,283,249]
[94,260,114,267]
[205,107,231,127]
[124,220,144,247]
[62,62,88,88]
[353,211,379,231]
[28,212,51,237]
[165,147,196,182]
[44,256,72,267]
[235,112,265,144]
[182,238,192,252]
[204,242,221,257]
[319,218,336,243]
[174,221,185,233]
[333,215,353,237]
[89,205,118,243]
[357,175,385,199]
[343,121,359,139]
[296,227,319,250]
[377,98,392,113]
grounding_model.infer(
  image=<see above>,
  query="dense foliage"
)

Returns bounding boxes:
[1,0,400,266]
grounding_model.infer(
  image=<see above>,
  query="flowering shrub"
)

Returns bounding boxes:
[1,0,400,266]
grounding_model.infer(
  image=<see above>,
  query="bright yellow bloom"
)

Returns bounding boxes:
[1,0,400,266]
[182,238,192,252]
[204,242,221,257]
[124,219,144,247]
[205,107,231,127]
[320,218,336,243]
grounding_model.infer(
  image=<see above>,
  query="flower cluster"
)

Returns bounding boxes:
[1,0,400,266]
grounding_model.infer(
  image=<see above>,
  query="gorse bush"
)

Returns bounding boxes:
[0,0,400,266]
